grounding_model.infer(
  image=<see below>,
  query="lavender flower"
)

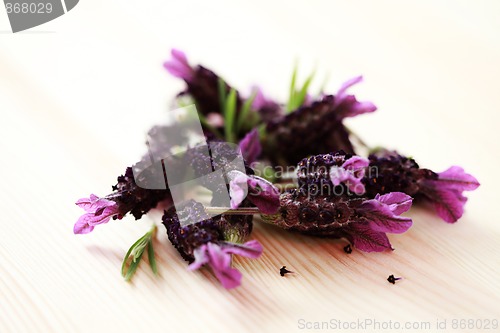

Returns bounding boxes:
[162,200,262,289]
[264,77,376,166]
[238,128,262,164]
[261,189,412,252]
[164,49,242,118]
[333,76,377,117]
[251,86,283,123]
[74,166,173,234]
[74,194,119,234]
[363,150,480,222]
[228,170,280,215]
[163,49,194,81]
[297,152,369,196]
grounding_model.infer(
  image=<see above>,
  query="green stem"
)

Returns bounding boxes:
[205,207,261,216]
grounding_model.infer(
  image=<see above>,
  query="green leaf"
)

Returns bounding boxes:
[147,240,158,276]
[224,89,237,143]
[217,77,227,112]
[121,225,157,281]
[286,64,298,113]
[236,90,257,132]
[293,70,315,110]
[124,251,144,282]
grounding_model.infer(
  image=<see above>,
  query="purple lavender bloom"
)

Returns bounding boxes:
[228,170,280,214]
[162,200,261,289]
[251,86,284,123]
[238,128,262,164]
[297,151,367,196]
[363,150,480,222]
[262,189,412,252]
[188,240,263,289]
[74,194,119,234]
[329,155,369,195]
[164,49,243,120]
[333,76,377,118]
[419,166,480,222]
[163,49,194,81]
[264,77,376,166]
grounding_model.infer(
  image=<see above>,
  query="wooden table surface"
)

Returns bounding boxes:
[1,1,499,332]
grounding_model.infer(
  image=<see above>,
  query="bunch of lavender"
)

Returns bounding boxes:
[74,48,480,289]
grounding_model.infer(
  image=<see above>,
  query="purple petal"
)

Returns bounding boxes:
[88,205,119,226]
[206,243,242,289]
[335,76,363,102]
[228,171,280,214]
[432,189,468,223]
[342,156,369,171]
[420,166,479,223]
[358,197,413,234]
[75,194,116,213]
[228,171,249,209]
[333,76,377,118]
[221,240,263,259]
[171,49,189,67]
[246,175,280,214]
[238,129,262,164]
[73,214,95,234]
[375,192,413,215]
[188,244,209,271]
[329,156,369,195]
[251,86,267,110]
[436,166,480,191]
[74,197,118,233]
[344,223,393,252]
[163,49,193,81]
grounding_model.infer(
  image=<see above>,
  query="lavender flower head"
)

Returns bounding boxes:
[265,77,376,165]
[162,200,262,289]
[363,150,480,222]
[262,152,413,252]
[297,151,369,196]
[74,194,119,234]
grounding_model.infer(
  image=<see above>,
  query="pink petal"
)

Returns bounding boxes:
[251,86,267,110]
[344,223,393,252]
[221,240,263,259]
[188,244,209,271]
[437,166,480,191]
[228,171,280,214]
[336,76,363,102]
[163,49,193,81]
[171,49,189,67]
[206,243,242,289]
[246,176,280,214]
[238,129,262,164]
[228,172,249,209]
[73,214,95,234]
[432,189,468,223]
[329,156,368,195]
[358,198,413,234]
[87,206,119,226]
[375,192,413,215]
[342,156,369,171]
[420,166,479,222]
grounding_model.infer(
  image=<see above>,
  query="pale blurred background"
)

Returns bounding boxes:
[1,1,499,332]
